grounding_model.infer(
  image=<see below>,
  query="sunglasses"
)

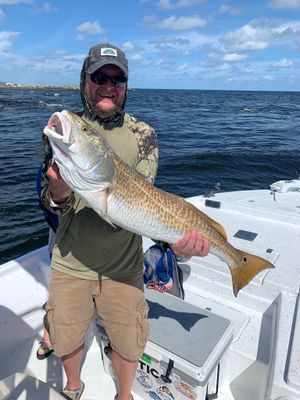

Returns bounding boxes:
[89,71,127,88]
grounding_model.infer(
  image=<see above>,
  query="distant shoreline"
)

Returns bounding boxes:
[0,85,136,91]
[0,84,79,90]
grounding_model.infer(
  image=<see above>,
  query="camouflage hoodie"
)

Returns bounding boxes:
[40,64,159,279]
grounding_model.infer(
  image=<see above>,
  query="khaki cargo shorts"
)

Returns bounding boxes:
[44,270,149,361]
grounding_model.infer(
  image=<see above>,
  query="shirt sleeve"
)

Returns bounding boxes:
[135,130,158,184]
[125,115,159,184]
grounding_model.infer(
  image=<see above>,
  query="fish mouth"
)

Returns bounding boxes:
[43,111,74,171]
[44,110,104,177]
[46,110,73,144]
[48,113,62,133]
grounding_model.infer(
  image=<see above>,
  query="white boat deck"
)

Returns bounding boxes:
[0,182,300,400]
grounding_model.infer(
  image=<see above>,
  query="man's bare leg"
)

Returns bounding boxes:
[111,350,137,400]
[62,344,84,390]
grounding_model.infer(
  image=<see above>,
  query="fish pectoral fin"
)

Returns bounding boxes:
[94,187,117,229]
[98,212,117,228]
[230,250,274,297]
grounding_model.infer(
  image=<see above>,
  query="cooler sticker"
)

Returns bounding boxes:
[147,391,162,400]
[136,369,153,389]
[173,380,197,400]
[157,386,175,399]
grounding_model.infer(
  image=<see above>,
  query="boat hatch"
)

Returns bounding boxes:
[205,199,221,209]
[234,230,258,241]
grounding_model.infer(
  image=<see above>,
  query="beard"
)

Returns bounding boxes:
[85,97,125,122]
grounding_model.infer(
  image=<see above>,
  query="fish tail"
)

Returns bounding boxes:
[230,251,274,297]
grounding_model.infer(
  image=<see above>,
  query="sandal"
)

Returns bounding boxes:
[36,339,54,360]
[61,381,85,400]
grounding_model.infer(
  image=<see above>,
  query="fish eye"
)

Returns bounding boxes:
[82,126,89,133]
[243,256,247,263]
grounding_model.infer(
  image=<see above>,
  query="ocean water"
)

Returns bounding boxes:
[0,88,299,264]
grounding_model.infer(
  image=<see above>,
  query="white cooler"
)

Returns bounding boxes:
[100,290,233,400]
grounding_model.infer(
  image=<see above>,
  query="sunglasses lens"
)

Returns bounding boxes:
[114,76,127,83]
[90,72,127,87]
[90,72,107,85]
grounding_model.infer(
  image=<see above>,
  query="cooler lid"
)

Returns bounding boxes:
[146,290,232,368]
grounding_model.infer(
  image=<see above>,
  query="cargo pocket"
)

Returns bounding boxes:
[42,301,56,346]
[136,298,150,350]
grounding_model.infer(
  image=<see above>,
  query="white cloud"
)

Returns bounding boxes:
[177,61,188,70]
[131,54,144,61]
[150,36,191,55]
[220,18,300,52]
[221,22,272,52]
[149,32,218,52]
[39,1,57,12]
[223,52,248,62]
[203,18,300,73]
[122,41,135,52]
[215,63,231,71]
[0,31,20,52]
[26,51,85,79]
[130,32,217,70]
[156,59,166,66]
[263,74,274,80]
[158,0,203,9]
[0,0,31,3]
[130,53,151,66]
[155,57,187,72]
[0,8,5,19]
[76,21,105,36]
[272,20,300,45]
[272,58,296,68]
[269,0,300,8]
[143,15,207,30]
[218,4,241,15]
[31,1,57,13]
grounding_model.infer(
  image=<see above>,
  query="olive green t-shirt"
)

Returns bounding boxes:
[50,115,158,280]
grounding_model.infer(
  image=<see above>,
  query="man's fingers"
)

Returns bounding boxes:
[171,230,210,258]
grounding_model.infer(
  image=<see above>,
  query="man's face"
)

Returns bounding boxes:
[85,64,127,119]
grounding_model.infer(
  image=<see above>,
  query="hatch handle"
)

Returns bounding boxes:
[160,359,174,383]
[206,363,220,400]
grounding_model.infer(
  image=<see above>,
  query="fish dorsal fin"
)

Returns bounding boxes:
[208,216,227,240]
[197,208,227,240]
[184,200,227,240]
[166,193,228,241]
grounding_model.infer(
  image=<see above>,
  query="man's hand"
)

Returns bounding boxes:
[47,162,72,203]
[170,230,210,259]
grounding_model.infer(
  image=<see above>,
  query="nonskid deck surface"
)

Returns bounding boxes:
[0,185,300,400]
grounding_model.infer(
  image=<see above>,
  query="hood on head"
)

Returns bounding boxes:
[80,42,128,127]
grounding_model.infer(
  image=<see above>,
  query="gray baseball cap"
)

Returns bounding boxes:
[84,43,128,78]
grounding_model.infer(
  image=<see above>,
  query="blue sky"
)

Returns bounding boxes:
[0,0,300,90]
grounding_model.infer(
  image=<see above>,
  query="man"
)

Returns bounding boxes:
[40,43,209,400]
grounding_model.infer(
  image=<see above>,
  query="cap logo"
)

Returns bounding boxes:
[100,47,118,57]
